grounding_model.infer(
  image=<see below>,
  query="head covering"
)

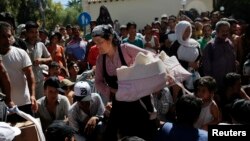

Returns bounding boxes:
[175,21,199,47]
[74,81,91,101]
[91,24,113,37]
[60,79,75,87]
[44,76,64,93]
[46,120,76,141]
[0,122,21,141]
[175,21,200,62]
[40,64,49,75]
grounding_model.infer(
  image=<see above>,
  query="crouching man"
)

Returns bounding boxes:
[68,81,105,141]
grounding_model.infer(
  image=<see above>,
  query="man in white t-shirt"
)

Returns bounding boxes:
[0,21,37,113]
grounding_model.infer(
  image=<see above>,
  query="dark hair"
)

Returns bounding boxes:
[67,61,78,70]
[0,12,16,29]
[49,32,62,41]
[175,95,202,125]
[230,99,250,124]
[223,72,241,88]
[0,21,12,33]
[44,76,61,89]
[194,76,217,94]
[25,21,39,31]
[46,120,76,141]
[126,22,137,30]
[49,61,60,69]
[66,24,72,29]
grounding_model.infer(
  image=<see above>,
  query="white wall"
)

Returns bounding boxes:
[82,0,213,30]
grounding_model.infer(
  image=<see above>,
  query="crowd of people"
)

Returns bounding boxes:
[0,4,250,141]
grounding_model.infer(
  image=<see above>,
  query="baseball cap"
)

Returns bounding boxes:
[0,122,21,141]
[60,79,75,87]
[40,64,49,75]
[74,81,91,102]
[44,76,64,93]
[46,120,76,141]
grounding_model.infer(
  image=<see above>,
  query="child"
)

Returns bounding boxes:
[193,76,220,130]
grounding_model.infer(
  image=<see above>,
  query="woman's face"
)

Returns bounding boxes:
[93,36,112,54]
[182,26,191,41]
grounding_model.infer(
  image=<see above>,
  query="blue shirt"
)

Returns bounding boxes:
[155,122,208,141]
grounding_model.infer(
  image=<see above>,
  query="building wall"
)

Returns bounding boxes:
[82,0,213,30]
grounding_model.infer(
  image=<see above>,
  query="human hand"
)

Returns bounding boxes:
[84,116,98,135]
[30,96,38,113]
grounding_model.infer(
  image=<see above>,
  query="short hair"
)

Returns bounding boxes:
[230,99,250,125]
[194,76,217,93]
[175,95,202,125]
[25,21,39,31]
[0,21,12,33]
[46,120,76,141]
[215,20,230,32]
[126,22,137,30]
[223,72,241,88]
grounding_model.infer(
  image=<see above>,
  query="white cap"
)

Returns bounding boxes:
[74,81,91,101]
[0,122,21,141]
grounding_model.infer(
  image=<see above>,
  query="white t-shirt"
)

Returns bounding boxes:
[2,46,32,106]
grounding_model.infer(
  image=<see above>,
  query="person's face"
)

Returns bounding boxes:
[49,66,61,76]
[93,36,112,55]
[182,26,191,41]
[69,64,79,76]
[168,19,176,29]
[203,26,212,38]
[51,36,59,44]
[72,28,80,38]
[196,86,212,102]
[217,25,230,40]
[45,86,59,100]
[26,28,39,43]
[128,25,137,37]
[39,32,47,42]
[78,101,90,112]
[232,80,241,93]
[66,28,72,36]
[0,28,12,51]
[144,25,152,35]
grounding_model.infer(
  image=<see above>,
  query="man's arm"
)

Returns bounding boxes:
[0,61,14,107]
[23,65,38,112]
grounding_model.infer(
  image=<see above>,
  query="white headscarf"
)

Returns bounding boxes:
[175,21,199,48]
